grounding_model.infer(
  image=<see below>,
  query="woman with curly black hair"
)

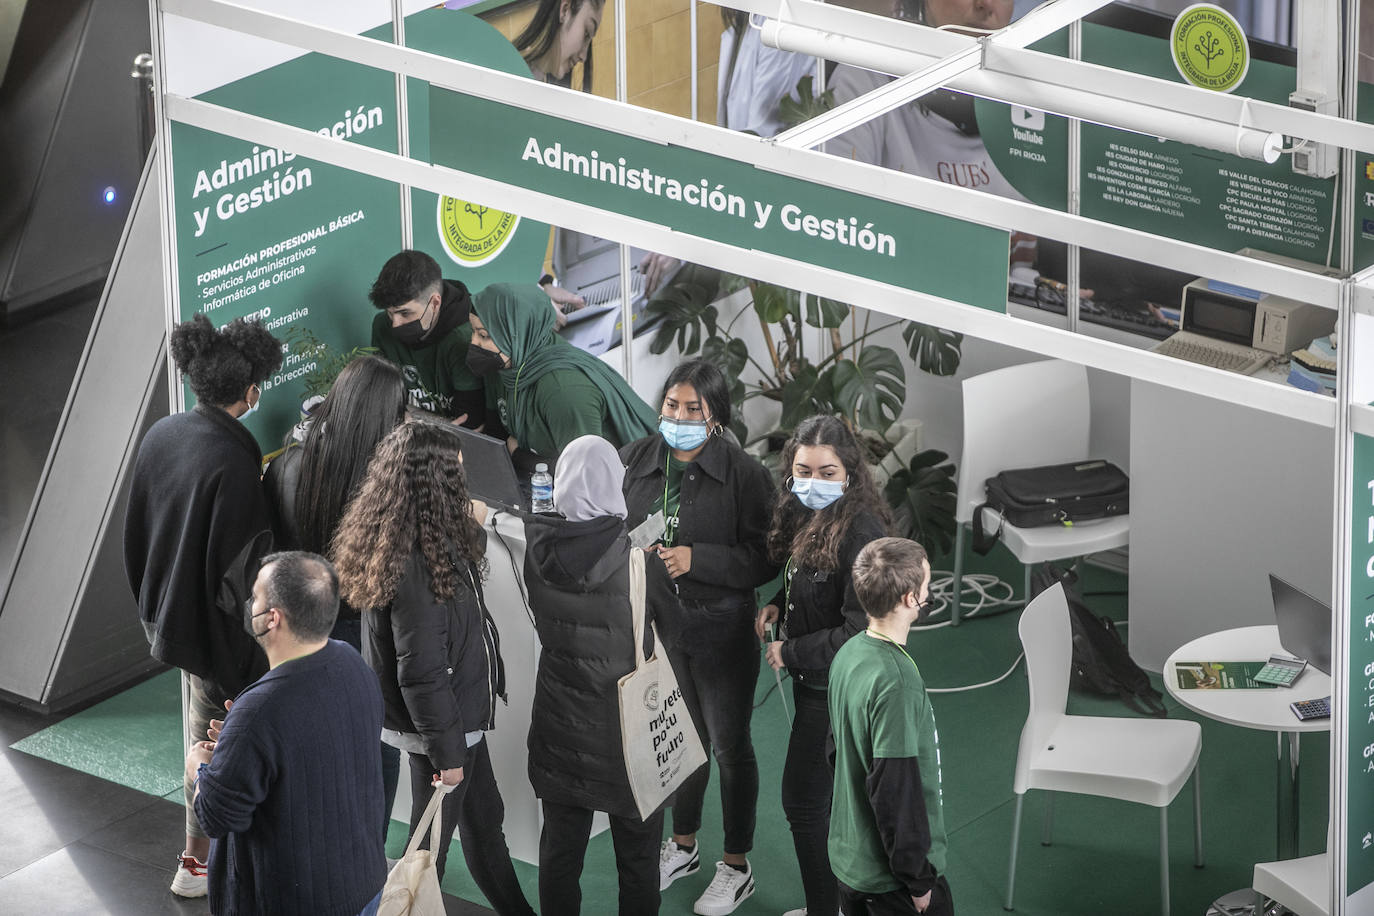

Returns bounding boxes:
[753,414,891,916]
[124,313,282,898]
[333,422,534,916]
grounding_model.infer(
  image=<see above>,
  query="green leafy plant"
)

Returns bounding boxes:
[283,327,377,402]
[639,70,968,555]
[884,449,959,558]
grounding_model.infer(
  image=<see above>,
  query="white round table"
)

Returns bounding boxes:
[1164,625,1331,862]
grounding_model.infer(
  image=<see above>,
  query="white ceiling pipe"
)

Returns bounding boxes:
[760,18,1284,163]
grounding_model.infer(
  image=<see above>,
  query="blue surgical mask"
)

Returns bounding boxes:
[659,417,710,452]
[791,476,846,511]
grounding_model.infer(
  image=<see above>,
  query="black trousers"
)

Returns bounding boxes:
[781,681,837,915]
[538,799,664,916]
[839,877,954,916]
[666,595,761,855]
[406,740,534,916]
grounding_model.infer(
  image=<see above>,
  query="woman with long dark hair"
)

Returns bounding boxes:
[333,423,534,916]
[754,415,891,916]
[263,353,407,833]
[514,0,605,90]
[620,359,775,915]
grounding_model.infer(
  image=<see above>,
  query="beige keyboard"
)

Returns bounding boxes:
[1153,333,1273,375]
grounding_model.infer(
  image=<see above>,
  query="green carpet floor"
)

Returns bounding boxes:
[10,539,1332,915]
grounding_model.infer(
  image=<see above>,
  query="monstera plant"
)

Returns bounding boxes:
[646,273,961,557]
[641,73,966,558]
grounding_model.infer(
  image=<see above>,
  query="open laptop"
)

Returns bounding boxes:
[421,422,524,512]
[1268,573,1332,676]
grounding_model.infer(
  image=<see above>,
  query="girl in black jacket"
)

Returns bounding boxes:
[523,434,682,916]
[333,422,534,916]
[754,415,891,916]
[263,354,407,834]
[620,359,776,915]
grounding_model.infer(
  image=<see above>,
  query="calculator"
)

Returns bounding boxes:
[1290,696,1331,721]
[1255,654,1307,687]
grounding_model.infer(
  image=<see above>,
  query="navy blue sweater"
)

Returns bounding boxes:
[195,639,386,916]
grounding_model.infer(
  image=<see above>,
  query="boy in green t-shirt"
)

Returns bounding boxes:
[827,537,951,916]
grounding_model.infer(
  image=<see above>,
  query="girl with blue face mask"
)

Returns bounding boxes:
[620,359,778,913]
[754,414,892,916]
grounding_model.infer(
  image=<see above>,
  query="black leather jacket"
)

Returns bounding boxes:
[620,433,778,607]
[773,508,888,688]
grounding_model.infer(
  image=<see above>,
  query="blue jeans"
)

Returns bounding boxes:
[357,889,381,916]
[665,595,760,855]
[782,681,837,915]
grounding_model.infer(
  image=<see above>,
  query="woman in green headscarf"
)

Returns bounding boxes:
[466,282,658,460]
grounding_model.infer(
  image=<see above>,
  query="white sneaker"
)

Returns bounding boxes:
[694,861,755,915]
[660,840,700,891]
[169,852,208,897]
[782,909,807,916]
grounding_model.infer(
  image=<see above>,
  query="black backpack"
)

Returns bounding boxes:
[1029,563,1167,717]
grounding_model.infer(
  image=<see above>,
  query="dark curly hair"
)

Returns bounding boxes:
[292,354,407,555]
[168,313,282,407]
[368,249,442,311]
[331,421,486,610]
[766,414,891,571]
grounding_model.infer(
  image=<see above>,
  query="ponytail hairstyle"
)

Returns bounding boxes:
[169,314,282,408]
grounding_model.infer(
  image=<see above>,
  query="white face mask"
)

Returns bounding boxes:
[240,385,261,420]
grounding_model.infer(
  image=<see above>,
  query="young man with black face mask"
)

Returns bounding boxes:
[368,249,494,430]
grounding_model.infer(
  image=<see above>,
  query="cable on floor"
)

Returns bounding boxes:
[912,570,1020,631]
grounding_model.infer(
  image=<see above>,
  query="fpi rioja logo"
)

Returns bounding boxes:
[437,195,519,267]
[1170,4,1249,93]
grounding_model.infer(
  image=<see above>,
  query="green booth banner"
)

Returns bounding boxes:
[427,89,1012,314]
[1349,432,1374,898]
[168,10,547,451]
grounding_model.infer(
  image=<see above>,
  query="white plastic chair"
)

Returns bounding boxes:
[1253,842,1331,915]
[1006,583,1203,916]
[950,360,1129,624]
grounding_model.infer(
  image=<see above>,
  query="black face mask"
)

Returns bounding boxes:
[391,300,435,348]
[465,345,506,377]
[243,598,269,640]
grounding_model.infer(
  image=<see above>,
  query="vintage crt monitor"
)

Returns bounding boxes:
[1179,280,1335,355]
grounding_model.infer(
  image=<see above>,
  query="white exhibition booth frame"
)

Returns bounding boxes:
[150,0,1374,908]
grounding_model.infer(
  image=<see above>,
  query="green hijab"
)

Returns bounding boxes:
[472,283,658,448]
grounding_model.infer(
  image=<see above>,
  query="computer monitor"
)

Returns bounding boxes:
[415,422,524,512]
[1268,574,1332,676]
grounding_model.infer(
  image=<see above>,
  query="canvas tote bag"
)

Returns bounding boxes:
[378,785,447,916]
[617,549,707,820]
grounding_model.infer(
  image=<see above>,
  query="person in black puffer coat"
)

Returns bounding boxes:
[333,421,534,916]
[523,434,684,916]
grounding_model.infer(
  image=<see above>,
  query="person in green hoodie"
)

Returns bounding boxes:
[368,249,489,428]
[465,282,658,463]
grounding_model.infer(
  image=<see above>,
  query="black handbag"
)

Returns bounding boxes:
[971,459,1128,555]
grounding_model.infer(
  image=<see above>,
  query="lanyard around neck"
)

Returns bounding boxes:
[866,627,920,672]
[661,448,683,545]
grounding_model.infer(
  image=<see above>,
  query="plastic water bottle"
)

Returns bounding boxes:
[531,463,554,513]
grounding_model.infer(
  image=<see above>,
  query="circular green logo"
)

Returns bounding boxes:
[437,196,520,268]
[1171,4,1249,93]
